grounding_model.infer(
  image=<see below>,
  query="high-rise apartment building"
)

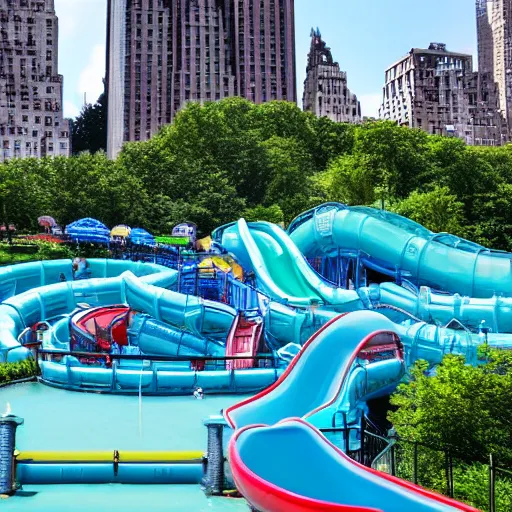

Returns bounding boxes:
[476,0,512,131]
[303,28,360,124]
[107,0,296,159]
[0,0,70,160]
[380,43,505,146]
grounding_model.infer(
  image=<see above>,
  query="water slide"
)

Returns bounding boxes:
[288,203,512,299]
[215,217,512,333]
[0,259,169,302]
[122,271,236,357]
[213,219,363,308]
[0,266,177,362]
[226,311,478,512]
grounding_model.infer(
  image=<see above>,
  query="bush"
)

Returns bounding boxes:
[0,358,39,385]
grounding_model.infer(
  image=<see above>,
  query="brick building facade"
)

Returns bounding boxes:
[107,0,296,159]
[303,28,360,124]
[0,0,70,161]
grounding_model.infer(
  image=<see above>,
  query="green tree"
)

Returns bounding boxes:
[243,204,284,224]
[72,92,107,154]
[389,186,465,234]
[353,121,432,201]
[315,154,377,205]
[262,136,316,222]
[389,352,512,467]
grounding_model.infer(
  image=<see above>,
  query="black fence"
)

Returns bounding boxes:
[372,437,512,512]
[320,426,390,468]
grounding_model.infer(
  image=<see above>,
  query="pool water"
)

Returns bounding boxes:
[3,485,248,511]
[0,383,251,511]
[1,382,247,451]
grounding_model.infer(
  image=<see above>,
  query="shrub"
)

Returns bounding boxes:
[0,358,39,385]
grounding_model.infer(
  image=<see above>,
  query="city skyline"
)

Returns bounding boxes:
[106,0,297,158]
[57,0,476,119]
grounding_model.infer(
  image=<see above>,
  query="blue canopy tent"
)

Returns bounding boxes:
[129,228,155,247]
[65,218,111,244]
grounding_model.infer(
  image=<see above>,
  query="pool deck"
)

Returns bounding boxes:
[3,485,249,511]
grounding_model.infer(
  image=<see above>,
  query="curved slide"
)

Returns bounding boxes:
[0,268,177,362]
[226,312,478,512]
[0,258,169,302]
[289,203,512,299]
[216,217,512,333]
[213,219,362,308]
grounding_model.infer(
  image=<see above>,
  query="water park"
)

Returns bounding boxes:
[1,203,511,511]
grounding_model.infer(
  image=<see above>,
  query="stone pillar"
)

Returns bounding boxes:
[0,415,23,495]
[202,415,231,495]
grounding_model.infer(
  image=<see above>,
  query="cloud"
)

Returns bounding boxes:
[63,100,80,119]
[78,44,106,105]
[359,93,383,118]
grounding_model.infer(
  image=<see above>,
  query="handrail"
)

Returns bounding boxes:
[37,349,278,363]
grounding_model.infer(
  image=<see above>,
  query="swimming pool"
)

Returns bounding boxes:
[0,382,250,510]
[3,484,248,511]
[1,382,246,452]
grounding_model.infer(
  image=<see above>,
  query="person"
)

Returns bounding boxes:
[73,257,90,280]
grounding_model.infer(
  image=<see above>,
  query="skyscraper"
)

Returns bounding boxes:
[303,28,360,124]
[0,0,70,160]
[380,43,505,146]
[107,0,296,159]
[476,0,512,131]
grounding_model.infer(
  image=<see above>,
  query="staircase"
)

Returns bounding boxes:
[226,313,263,370]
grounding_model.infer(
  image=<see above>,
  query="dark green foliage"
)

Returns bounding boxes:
[72,92,107,155]
[388,351,512,510]
[389,351,512,466]
[2,99,512,246]
[0,358,38,385]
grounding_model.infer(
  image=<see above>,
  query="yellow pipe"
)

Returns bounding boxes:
[16,451,204,463]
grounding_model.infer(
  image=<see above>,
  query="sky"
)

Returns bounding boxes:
[56,0,477,119]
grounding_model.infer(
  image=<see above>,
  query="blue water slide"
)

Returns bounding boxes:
[123,271,235,338]
[0,259,172,302]
[0,269,177,362]
[288,203,512,299]
[225,311,399,429]
[226,311,478,512]
[215,216,512,333]
[213,219,363,309]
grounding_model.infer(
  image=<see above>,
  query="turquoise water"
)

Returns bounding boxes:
[3,485,248,511]
[0,383,251,510]
[0,383,247,451]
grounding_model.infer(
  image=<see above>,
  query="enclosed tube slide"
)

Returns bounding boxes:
[226,311,478,512]
[123,271,235,339]
[263,301,512,368]
[289,203,512,299]
[216,217,512,333]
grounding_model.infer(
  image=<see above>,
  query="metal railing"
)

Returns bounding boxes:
[37,348,279,369]
[372,435,512,512]
[320,421,390,468]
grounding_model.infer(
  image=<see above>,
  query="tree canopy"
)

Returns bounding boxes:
[1,97,512,248]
